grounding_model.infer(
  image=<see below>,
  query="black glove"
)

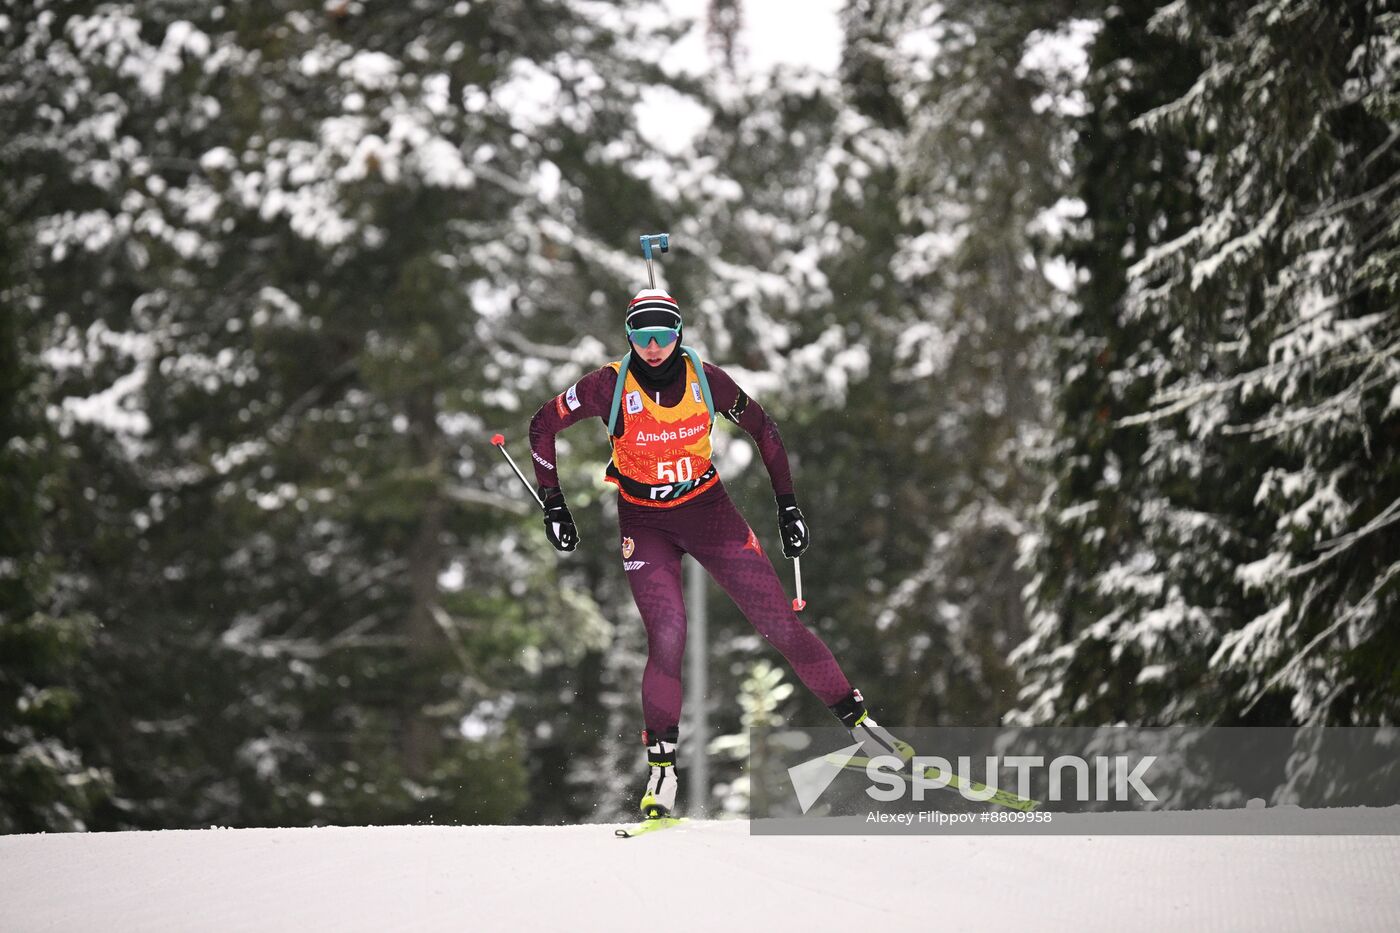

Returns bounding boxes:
[776,493,810,558]
[542,488,579,552]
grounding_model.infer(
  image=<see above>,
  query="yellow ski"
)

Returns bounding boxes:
[614,816,689,838]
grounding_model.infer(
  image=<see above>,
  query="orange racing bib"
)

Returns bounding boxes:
[604,354,718,507]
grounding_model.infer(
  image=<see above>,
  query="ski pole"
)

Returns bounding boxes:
[792,557,806,612]
[490,433,543,508]
[639,232,669,287]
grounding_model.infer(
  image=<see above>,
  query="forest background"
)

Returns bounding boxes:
[2,0,1396,831]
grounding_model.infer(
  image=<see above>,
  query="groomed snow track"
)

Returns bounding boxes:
[4,817,1399,931]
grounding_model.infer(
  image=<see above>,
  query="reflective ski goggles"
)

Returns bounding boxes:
[627,325,680,348]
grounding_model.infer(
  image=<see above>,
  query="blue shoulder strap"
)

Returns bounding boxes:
[607,353,631,437]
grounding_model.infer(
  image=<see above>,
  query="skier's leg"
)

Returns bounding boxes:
[681,491,853,707]
[617,511,688,736]
[617,508,687,816]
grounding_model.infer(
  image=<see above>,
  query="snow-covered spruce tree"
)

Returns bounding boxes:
[1014,0,1399,726]
[679,0,1090,729]
[0,207,112,832]
[843,0,1095,727]
[5,0,699,827]
[1010,0,1214,727]
[0,0,170,830]
[706,660,794,817]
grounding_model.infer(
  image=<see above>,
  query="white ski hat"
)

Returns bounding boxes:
[625,289,682,329]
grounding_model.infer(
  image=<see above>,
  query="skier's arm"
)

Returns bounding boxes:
[702,363,794,499]
[527,365,617,497]
[703,363,810,556]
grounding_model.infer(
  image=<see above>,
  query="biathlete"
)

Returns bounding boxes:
[528,288,904,819]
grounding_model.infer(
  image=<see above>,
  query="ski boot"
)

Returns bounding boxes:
[829,688,916,766]
[639,726,679,819]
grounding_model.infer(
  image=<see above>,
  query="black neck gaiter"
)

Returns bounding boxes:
[627,342,685,393]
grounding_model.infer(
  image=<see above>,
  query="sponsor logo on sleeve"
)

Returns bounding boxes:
[532,450,554,470]
[742,528,764,556]
[565,384,581,411]
[623,560,647,572]
[621,536,635,559]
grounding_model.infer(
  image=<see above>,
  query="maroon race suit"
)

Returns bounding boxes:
[529,360,854,734]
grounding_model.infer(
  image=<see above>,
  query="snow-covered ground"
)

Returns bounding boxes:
[4,817,1399,931]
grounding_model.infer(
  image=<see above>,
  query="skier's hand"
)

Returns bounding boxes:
[542,488,579,552]
[776,493,810,558]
